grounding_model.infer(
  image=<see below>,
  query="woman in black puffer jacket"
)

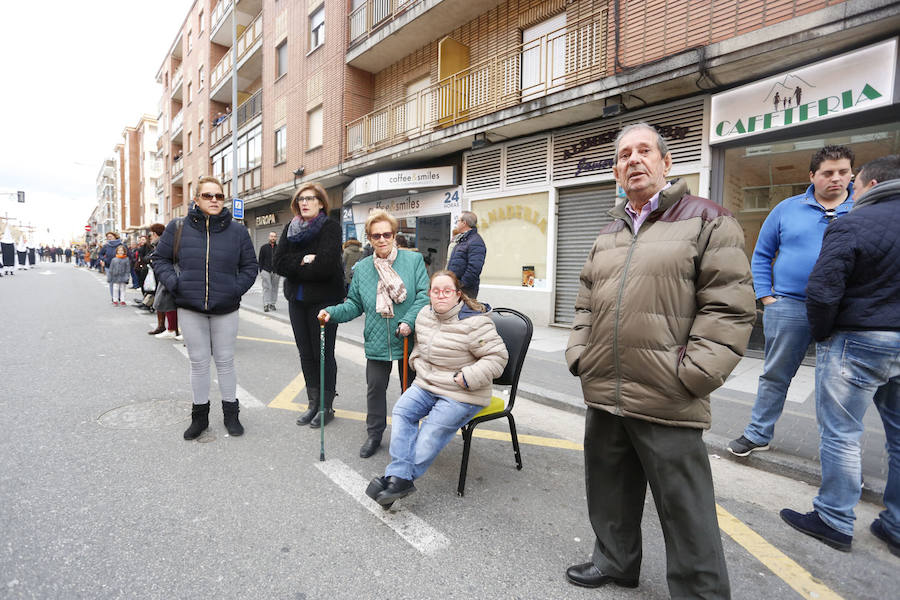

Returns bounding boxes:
[273,183,345,428]
[153,176,259,440]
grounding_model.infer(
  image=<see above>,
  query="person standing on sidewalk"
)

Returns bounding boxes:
[781,155,900,556]
[153,176,258,440]
[564,123,755,598]
[258,231,280,312]
[728,145,855,457]
[446,211,486,299]
[273,184,344,428]
[106,245,131,306]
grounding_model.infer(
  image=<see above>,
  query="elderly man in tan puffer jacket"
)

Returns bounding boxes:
[365,270,508,508]
[564,123,755,599]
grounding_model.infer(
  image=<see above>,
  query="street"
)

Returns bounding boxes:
[1,262,897,599]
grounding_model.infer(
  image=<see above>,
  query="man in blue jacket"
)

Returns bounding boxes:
[729,145,855,457]
[781,155,900,556]
[446,211,486,298]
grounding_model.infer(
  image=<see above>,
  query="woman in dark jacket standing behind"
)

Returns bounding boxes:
[274,183,345,427]
[153,176,259,440]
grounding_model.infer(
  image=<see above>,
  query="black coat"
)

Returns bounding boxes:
[152,204,258,315]
[273,217,345,306]
[258,241,277,272]
[806,182,900,341]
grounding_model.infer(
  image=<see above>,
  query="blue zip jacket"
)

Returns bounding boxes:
[751,182,853,300]
[152,204,258,315]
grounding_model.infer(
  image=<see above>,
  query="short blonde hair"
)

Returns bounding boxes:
[195,176,224,197]
[365,209,398,236]
[291,183,330,215]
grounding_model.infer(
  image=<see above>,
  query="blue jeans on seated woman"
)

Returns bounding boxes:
[813,329,900,539]
[384,384,482,482]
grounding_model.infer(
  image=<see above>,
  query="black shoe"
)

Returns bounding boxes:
[727,435,770,457]
[871,518,900,557]
[223,400,244,436]
[270,305,276,311]
[263,305,270,312]
[183,402,210,440]
[309,409,334,428]
[148,326,166,335]
[359,436,381,458]
[365,476,389,502]
[375,476,415,506]
[780,509,851,552]
[296,404,318,426]
[565,563,638,589]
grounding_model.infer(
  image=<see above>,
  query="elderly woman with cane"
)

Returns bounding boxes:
[318,209,429,458]
[364,270,508,507]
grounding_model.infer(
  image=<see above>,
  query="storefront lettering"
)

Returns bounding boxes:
[575,158,614,176]
[387,170,443,184]
[562,124,690,160]
[715,84,883,138]
[255,213,278,226]
[481,204,547,235]
[373,197,422,213]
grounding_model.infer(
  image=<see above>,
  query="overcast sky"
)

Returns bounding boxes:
[0,0,192,243]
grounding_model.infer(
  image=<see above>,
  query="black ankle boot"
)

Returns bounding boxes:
[223,400,244,436]
[297,388,319,426]
[183,402,210,440]
[309,390,335,429]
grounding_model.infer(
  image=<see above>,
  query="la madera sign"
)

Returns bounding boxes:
[710,38,897,144]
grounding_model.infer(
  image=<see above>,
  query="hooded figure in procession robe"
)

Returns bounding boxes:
[1,229,16,275]
[16,238,27,270]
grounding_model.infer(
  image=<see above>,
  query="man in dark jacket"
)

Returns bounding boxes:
[258,231,280,312]
[135,235,151,289]
[446,211,486,298]
[781,155,900,557]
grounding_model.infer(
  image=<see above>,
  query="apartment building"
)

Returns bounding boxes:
[152,0,900,348]
[92,157,119,239]
[121,115,161,233]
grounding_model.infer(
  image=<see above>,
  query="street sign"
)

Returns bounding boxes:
[232,198,244,219]
[84,225,92,232]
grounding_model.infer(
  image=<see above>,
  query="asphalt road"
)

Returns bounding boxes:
[1,262,897,599]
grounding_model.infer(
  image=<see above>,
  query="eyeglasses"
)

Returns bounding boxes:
[200,192,225,200]
[297,196,319,204]
[430,288,459,298]
[368,231,394,241]
[824,209,837,222]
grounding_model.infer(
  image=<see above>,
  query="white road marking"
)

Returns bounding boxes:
[315,459,450,556]
[172,344,264,408]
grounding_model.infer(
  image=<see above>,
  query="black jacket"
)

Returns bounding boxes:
[273,217,345,306]
[152,205,259,315]
[447,227,486,297]
[258,241,277,272]
[806,180,900,341]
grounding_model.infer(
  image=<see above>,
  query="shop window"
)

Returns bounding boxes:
[472,192,550,287]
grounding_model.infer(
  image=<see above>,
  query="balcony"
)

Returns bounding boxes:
[211,0,263,46]
[210,10,263,104]
[347,0,504,72]
[236,165,261,197]
[210,112,233,148]
[347,8,608,157]
[236,89,261,129]
[170,110,184,142]
[172,156,184,182]
[171,64,184,100]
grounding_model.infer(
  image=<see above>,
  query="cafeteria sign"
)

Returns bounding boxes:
[710,38,897,144]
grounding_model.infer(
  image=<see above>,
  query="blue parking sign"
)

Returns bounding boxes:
[232,198,244,219]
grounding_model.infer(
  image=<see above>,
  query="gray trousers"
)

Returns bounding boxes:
[178,308,240,406]
[585,408,730,600]
[259,270,280,307]
[365,358,415,439]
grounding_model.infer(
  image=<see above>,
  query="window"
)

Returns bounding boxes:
[274,127,286,164]
[187,82,193,103]
[307,105,323,149]
[187,29,193,53]
[198,66,204,89]
[237,126,262,173]
[198,10,204,33]
[188,131,193,153]
[187,182,193,201]
[276,41,287,78]
[199,121,205,145]
[521,13,566,102]
[309,5,325,51]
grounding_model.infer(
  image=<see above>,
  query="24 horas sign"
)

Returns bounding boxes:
[710,38,897,144]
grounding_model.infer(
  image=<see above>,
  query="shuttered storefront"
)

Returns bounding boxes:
[554,184,617,324]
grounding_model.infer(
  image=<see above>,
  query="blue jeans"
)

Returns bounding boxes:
[813,330,900,539]
[744,296,813,445]
[384,384,482,481]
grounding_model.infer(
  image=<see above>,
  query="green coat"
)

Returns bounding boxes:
[326,249,430,362]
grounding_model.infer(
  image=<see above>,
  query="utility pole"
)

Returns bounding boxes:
[231,3,239,217]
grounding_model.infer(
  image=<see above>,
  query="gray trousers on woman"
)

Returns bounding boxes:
[178,308,240,405]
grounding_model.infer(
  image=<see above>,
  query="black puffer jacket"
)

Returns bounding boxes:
[806,180,900,341]
[273,216,345,305]
[152,204,258,315]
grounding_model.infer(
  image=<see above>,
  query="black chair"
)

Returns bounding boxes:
[457,307,533,496]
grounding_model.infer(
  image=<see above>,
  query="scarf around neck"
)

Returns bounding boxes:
[373,246,407,318]
[287,211,327,244]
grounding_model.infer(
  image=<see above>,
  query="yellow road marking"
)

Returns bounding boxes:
[268,371,307,410]
[716,506,844,599]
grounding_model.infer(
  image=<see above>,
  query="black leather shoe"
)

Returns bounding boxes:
[565,563,638,589]
[263,305,270,312]
[296,406,317,426]
[375,476,416,506]
[309,409,334,428]
[365,476,389,502]
[359,436,381,458]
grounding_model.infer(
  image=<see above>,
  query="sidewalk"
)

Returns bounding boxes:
[240,284,888,503]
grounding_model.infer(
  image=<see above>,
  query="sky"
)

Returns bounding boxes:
[0,1,193,244]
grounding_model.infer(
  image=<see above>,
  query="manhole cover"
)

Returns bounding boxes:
[97,399,192,429]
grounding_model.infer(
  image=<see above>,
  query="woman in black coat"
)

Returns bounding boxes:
[274,183,345,428]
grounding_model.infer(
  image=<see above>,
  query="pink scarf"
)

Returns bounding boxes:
[373,246,407,318]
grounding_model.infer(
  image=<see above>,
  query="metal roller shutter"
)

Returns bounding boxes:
[554,184,617,325]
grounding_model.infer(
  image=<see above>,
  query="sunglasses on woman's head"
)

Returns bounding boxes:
[200,192,225,200]
[369,232,394,241]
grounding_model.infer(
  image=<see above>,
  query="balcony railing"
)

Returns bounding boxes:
[237,89,262,128]
[170,110,184,134]
[210,113,233,146]
[210,12,262,90]
[211,0,234,34]
[346,8,608,157]
[171,65,183,92]
[172,157,184,179]
[348,0,421,47]
[237,165,261,196]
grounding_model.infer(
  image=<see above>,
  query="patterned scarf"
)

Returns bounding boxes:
[373,246,407,318]
[287,211,327,245]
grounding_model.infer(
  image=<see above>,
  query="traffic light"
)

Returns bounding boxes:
[17,191,24,203]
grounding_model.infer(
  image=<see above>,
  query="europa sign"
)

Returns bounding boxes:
[710,38,897,144]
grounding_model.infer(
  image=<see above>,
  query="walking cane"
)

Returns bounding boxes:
[317,313,327,462]
[402,336,409,392]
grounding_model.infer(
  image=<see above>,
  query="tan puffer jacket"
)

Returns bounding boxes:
[565,179,755,429]
[409,302,509,407]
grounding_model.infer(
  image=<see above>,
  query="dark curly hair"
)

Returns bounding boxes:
[809,145,855,174]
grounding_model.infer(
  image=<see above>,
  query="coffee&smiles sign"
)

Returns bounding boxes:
[710,38,897,144]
